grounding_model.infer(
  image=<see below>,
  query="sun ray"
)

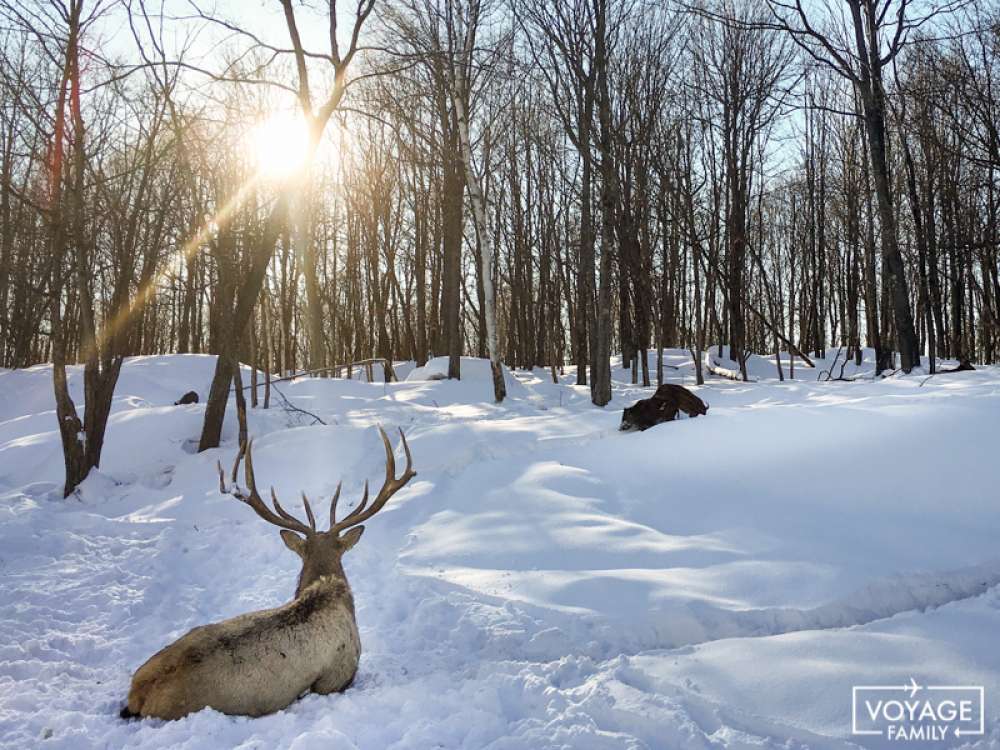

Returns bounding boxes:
[96,176,263,356]
[95,111,328,358]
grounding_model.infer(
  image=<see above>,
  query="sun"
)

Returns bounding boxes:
[249,112,311,180]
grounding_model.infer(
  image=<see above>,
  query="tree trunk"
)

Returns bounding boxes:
[442,146,464,379]
[199,197,287,451]
[298,194,325,374]
[850,1,919,372]
[451,76,505,402]
[591,0,615,407]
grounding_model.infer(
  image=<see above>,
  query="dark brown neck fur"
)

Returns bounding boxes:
[295,557,349,598]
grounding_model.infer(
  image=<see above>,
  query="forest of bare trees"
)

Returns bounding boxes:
[1,0,998,495]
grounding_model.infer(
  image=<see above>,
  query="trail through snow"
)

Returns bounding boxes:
[1,351,999,749]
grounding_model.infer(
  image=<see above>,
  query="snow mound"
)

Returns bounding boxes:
[404,356,529,396]
[699,345,967,382]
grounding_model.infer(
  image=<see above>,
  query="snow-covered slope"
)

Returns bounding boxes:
[1,353,998,749]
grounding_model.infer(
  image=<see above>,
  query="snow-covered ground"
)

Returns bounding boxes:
[1,350,998,749]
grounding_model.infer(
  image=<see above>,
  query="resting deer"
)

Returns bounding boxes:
[120,427,415,720]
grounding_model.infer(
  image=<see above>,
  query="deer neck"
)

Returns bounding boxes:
[295,557,350,599]
[288,572,357,625]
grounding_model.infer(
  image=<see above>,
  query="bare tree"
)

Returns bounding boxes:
[762,0,953,372]
[444,0,506,401]
[191,0,376,450]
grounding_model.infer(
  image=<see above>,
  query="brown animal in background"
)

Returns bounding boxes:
[620,384,708,432]
[121,427,415,720]
[652,384,708,417]
[173,391,199,405]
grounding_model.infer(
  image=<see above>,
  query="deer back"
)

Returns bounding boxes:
[125,576,360,719]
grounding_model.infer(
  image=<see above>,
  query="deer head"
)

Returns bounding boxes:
[219,427,415,597]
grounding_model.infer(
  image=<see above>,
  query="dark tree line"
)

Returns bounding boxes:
[0,0,998,494]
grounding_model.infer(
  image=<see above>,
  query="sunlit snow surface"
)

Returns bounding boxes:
[1,350,998,749]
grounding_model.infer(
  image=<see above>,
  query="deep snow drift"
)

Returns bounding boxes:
[1,350,998,749]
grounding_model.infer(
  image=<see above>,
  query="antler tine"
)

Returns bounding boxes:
[351,480,371,518]
[381,426,396,485]
[397,427,414,476]
[331,427,417,535]
[269,486,308,528]
[301,492,317,532]
[217,460,227,493]
[242,439,259,494]
[329,481,343,529]
[230,441,244,484]
[332,481,370,530]
[218,439,313,537]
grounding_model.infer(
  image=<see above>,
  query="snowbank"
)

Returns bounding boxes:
[403,356,530,402]
[1,353,998,748]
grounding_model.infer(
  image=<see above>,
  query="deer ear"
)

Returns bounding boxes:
[280,530,306,558]
[340,526,364,550]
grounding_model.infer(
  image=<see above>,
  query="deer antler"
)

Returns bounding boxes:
[329,427,415,536]
[218,439,316,537]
